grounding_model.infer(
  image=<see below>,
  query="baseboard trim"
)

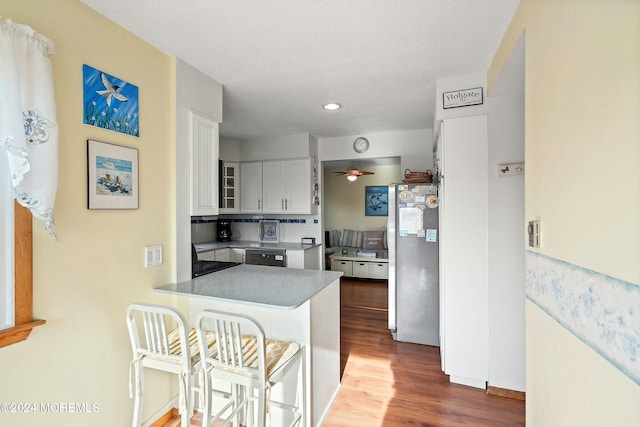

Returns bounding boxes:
[487,386,525,401]
[149,407,176,427]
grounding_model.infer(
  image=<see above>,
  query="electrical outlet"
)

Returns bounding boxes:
[497,163,524,176]
[144,245,163,267]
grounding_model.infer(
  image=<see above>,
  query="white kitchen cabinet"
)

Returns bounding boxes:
[213,248,230,262]
[286,250,304,269]
[438,115,489,389]
[262,159,312,214]
[229,248,245,263]
[240,162,263,213]
[199,250,215,261]
[262,160,286,212]
[241,158,312,214]
[220,161,240,213]
[189,111,219,216]
[287,247,321,270]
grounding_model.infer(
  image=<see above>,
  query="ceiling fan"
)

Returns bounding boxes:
[334,167,375,182]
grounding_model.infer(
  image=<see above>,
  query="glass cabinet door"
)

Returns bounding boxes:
[220,161,240,213]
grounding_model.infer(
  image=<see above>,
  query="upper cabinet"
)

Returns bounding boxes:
[240,161,263,213]
[220,161,240,213]
[190,111,220,216]
[241,158,313,214]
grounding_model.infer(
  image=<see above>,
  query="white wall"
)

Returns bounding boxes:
[240,133,315,161]
[323,165,401,231]
[489,1,640,424]
[486,36,526,392]
[176,58,223,282]
[318,129,433,173]
[435,72,487,123]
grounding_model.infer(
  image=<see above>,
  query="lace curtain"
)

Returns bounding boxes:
[0,19,58,239]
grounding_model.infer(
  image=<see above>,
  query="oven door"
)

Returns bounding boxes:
[244,248,286,267]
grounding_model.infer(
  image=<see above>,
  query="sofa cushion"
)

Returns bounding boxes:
[328,229,341,247]
[362,230,385,250]
[339,229,363,248]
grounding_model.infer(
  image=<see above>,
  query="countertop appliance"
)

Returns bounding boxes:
[217,220,232,242]
[192,244,239,278]
[388,183,439,346]
[245,248,286,267]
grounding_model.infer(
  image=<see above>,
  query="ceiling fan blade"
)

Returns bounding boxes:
[333,171,348,175]
[358,170,374,175]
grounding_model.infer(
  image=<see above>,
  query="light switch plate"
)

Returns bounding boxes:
[144,245,163,267]
[498,162,524,176]
[528,221,540,248]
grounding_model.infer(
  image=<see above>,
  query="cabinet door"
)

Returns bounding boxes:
[190,112,219,216]
[262,160,286,213]
[240,162,263,213]
[220,162,240,213]
[284,158,311,214]
[213,248,230,262]
[230,248,245,263]
[199,250,215,261]
[286,250,304,269]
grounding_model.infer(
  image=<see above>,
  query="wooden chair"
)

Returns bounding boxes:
[195,309,305,427]
[126,303,214,427]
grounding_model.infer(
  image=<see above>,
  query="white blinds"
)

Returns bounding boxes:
[0,18,58,239]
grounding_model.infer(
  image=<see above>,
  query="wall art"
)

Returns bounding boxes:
[83,64,139,137]
[365,186,388,216]
[87,139,138,209]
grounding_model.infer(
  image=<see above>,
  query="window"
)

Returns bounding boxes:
[0,201,45,348]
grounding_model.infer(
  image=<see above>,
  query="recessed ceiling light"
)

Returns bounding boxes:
[322,103,341,110]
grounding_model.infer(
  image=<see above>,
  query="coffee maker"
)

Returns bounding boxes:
[217,220,232,242]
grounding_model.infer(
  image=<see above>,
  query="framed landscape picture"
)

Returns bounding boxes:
[87,139,139,209]
[365,186,388,216]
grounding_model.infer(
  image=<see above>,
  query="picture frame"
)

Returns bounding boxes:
[365,186,388,216]
[443,87,483,109]
[87,139,139,209]
[259,220,279,242]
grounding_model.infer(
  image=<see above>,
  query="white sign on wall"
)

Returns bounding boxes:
[443,87,483,109]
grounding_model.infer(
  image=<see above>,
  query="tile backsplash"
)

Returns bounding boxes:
[190,216,321,243]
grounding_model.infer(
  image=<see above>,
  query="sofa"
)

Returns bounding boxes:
[325,229,389,278]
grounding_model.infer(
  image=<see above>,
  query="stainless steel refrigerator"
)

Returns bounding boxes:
[388,183,439,346]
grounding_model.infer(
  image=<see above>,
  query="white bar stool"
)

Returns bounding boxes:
[126,303,214,427]
[195,309,305,427]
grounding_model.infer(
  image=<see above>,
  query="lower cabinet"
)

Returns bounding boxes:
[229,248,245,263]
[199,250,216,261]
[331,257,388,279]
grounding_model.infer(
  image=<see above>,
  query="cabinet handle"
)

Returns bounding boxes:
[258,199,261,209]
[282,199,284,210]
[285,199,288,210]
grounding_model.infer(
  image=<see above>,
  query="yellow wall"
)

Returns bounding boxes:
[0,0,176,425]
[489,1,640,425]
[323,165,401,231]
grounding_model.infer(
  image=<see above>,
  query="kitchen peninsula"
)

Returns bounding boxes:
[155,264,342,427]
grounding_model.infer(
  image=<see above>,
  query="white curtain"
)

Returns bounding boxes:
[0,18,58,239]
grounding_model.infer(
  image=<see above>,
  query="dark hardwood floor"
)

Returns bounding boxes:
[164,277,525,426]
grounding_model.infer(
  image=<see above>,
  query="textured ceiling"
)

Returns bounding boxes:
[81,0,519,140]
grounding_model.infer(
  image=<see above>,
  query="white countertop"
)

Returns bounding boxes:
[154,264,342,309]
[194,240,321,252]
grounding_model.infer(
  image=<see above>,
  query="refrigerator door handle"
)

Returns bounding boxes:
[387,184,397,333]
